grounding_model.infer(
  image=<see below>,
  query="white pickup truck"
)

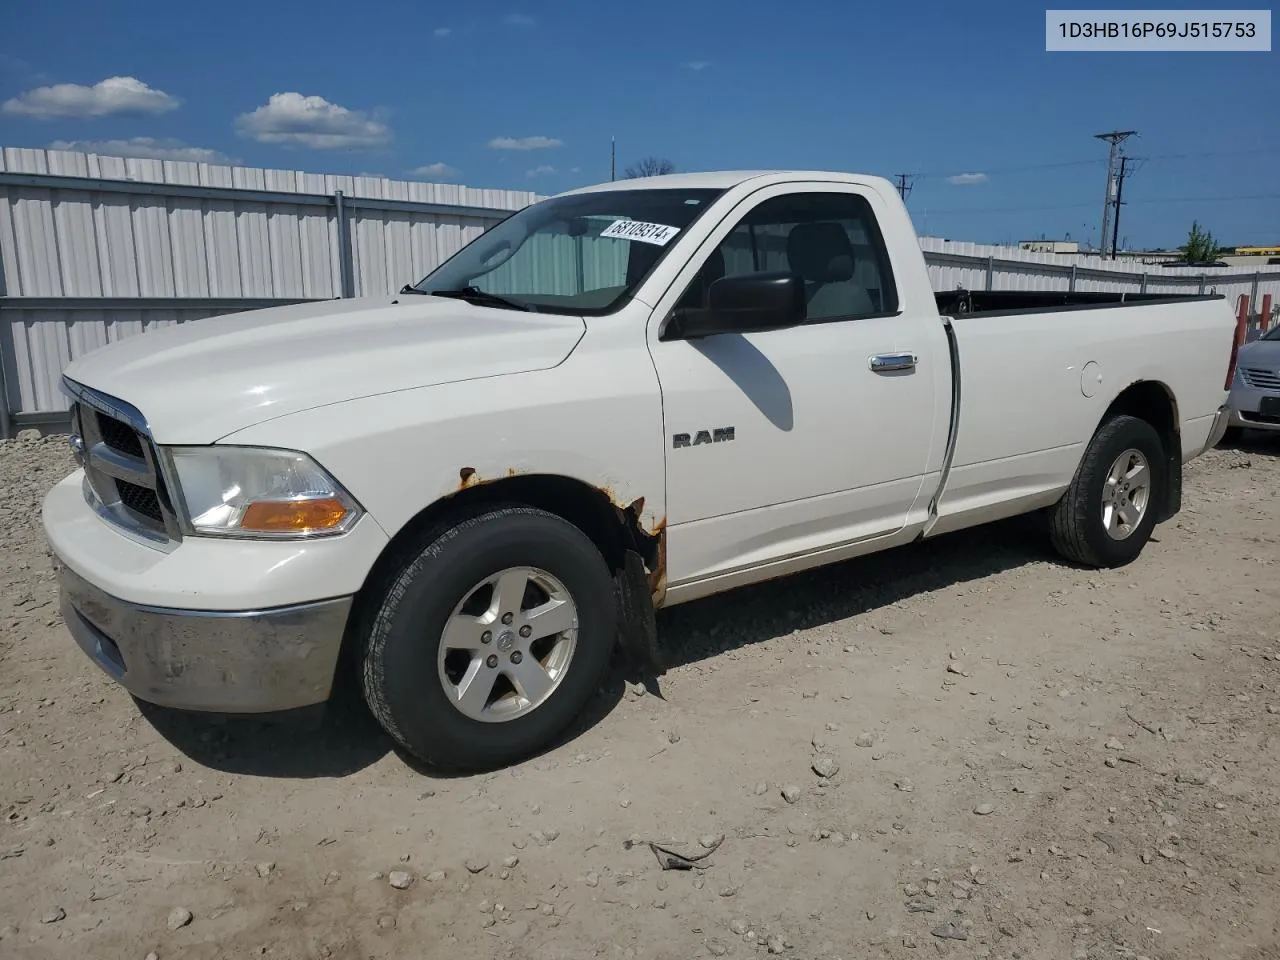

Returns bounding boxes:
[43,170,1238,770]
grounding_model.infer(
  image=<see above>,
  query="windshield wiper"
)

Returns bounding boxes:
[424,286,536,312]
[399,284,432,295]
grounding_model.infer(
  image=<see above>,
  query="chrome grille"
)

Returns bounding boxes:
[1241,367,1280,390]
[65,379,182,546]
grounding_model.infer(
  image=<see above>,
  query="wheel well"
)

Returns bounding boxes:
[356,473,656,609]
[333,474,661,687]
[1100,380,1181,521]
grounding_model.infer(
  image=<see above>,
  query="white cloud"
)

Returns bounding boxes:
[684,60,711,71]
[433,26,452,37]
[235,92,391,149]
[1,76,179,119]
[413,162,459,178]
[504,13,535,26]
[48,137,233,164]
[946,172,988,185]
[488,135,562,151]
[526,164,556,177]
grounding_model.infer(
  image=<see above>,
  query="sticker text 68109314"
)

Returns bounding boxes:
[599,219,681,246]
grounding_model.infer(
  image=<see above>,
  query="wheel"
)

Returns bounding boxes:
[361,506,616,771]
[1220,426,1244,446]
[1048,414,1165,568]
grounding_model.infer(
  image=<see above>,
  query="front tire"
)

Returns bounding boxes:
[1048,414,1165,568]
[361,506,616,771]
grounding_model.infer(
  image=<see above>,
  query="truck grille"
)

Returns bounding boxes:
[1241,367,1280,390]
[66,380,182,545]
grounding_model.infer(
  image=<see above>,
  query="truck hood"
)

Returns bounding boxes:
[62,296,587,443]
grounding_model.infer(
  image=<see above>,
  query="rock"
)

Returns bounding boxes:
[1176,772,1208,785]
[707,940,729,957]
[255,862,274,878]
[811,757,839,778]
[532,829,559,843]
[903,882,922,897]
[894,778,914,792]
[855,733,875,748]
[166,907,192,931]
[41,907,66,924]
[932,923,969,941]
[502,855,520,869]
[668,731,681,744]
[753,782,768,796]
[781,785,802,803]
[1104,737,1124,750]
[718,886,739,898]
[426,870,446,882]
[464,858,489,875]
[767,934,786,953]
[730,919,747,935]
[947,662,969,677]
[1105,757,1118,768]
[376,915,396,929]
[16,429,41,442]
[974,802,995,816]
[584,871,600,887]
[388,871,413,889]
[699,833,725,849]
[144,953,159,960]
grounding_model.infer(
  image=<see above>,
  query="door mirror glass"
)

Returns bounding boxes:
[672,271,806,339]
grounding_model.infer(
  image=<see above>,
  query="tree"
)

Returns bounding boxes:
[1181,221,1220,263]
[623,156,677,178]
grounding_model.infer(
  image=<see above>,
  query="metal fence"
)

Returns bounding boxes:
[3,146,1279,437]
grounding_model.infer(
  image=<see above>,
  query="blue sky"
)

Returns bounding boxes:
[1,0,1275,248]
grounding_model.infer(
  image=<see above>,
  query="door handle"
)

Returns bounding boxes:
[869,353,918,373]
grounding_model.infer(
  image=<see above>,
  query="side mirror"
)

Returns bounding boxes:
[670,271,806,340]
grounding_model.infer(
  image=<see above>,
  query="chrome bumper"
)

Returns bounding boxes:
[57,561,352,713]
[1205,403,1233,450]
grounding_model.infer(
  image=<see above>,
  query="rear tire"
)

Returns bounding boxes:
[361,506,616,771]
[1048,414,1165,568]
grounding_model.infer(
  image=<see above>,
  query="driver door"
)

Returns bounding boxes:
[647,183,943,593]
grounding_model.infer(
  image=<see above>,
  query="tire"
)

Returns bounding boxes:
[1220,426,1244,446]
[361,506,616,771]
[1048,414,1166,568]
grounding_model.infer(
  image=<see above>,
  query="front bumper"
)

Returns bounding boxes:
[57,560,352,713]
[1227,382,1280,432]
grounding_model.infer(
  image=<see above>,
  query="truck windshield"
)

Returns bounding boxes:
[409,188,724,315]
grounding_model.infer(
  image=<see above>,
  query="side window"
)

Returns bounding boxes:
[674,191,899,324]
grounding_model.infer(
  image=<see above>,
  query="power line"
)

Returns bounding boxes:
[921,193,1280,216]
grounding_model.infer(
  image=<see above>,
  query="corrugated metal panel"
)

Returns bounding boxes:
[4,147,1280,424]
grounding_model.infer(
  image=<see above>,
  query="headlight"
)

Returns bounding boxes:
[165,446,362,539]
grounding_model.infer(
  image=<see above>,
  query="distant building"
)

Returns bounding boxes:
[1019,239,1079,254]
[1222,246,1280,267]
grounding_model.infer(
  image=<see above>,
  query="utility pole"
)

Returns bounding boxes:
[892,173,916,201]
[610,137,616,181]
[1110,154,1131,260]
[1094,130,1136,258]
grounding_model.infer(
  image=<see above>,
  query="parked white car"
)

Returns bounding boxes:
[43,170,1238,770]
[1223,325,1280,440]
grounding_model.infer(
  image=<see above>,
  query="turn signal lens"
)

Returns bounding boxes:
[241,498,350,533]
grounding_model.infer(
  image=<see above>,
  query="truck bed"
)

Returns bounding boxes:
[935,289,1221,318]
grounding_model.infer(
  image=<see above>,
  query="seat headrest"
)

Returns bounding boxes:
[786,222,855,283]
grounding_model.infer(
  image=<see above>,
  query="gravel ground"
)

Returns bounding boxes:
[1,433,1278,960]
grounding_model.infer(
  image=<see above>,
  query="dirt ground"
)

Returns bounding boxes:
[1,433,1278,960]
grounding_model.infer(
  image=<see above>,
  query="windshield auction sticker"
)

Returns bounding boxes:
[599,219,681,246]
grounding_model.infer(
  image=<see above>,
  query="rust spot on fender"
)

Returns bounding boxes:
[458,466,478,488]
[647,518,667,608]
